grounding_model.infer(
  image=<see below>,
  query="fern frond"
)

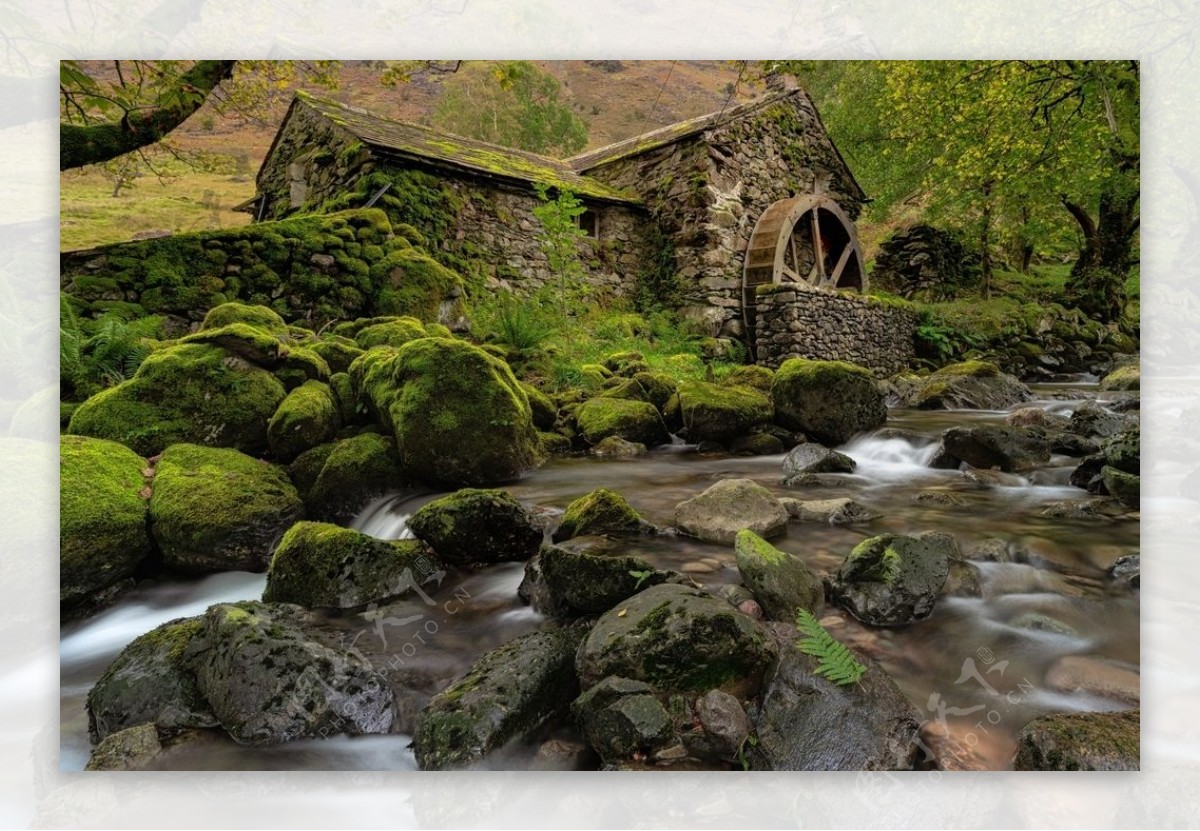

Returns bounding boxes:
[795,608,867,686]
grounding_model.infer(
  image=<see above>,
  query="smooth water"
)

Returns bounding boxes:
[59,382,1138,771]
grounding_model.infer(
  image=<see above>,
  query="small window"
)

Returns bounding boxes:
[578,207,601,239]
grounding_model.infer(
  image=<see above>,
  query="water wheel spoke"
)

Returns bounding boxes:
[781,266,803,283]
[830,245,854,287]
[809,209,826,284]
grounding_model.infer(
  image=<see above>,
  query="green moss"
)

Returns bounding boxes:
[267,380,341,462]
[370,248,465,322]
[520,382,557,430]
[306,432,402,521]
[670,380,773,444]
[181,322,283,365]
[846,536,903,584]
[538,431,572,455]
[355,317,428,350]
[308,338,364,375]
[201,302,288,335]
[288,441,336,501]
[60,435,153,606]
[574,396,668,447]
[935,360,1002,378]
[554,487,648,541]
[734,529,787,566]
[1100,364,1140,391]
[600,372,677,412]
[722,365,774,393]
[68,343,287,457]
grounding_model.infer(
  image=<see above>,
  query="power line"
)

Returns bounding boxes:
[716,59,749,123]
[643,60,677,132]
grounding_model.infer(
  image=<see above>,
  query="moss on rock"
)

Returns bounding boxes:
[575,397,669,448]
[306,432,404,522]
[520,382,557,431]
[771,358,886,446]
[733,529,823,620]
[1099,363,1140,392]
[671,380,773,444]
[722,365,775,393]
[60,435,153,608]
[1013,709,1139,771]
[354,317,428,350]
[601,372,678,412]
[201,301,288,335]
[408,488,542,564]
[267,380,341,462]
[309,337,364,375]
[553,488,652,542]
[149,443,304,573]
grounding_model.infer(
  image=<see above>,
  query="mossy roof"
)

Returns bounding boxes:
[291,93,642,206]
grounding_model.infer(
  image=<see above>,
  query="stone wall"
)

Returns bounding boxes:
[580,90,865,338]
[753,284,918,376]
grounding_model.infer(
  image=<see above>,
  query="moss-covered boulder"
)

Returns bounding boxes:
[829,532,955,626]
[603,351,649,376]
[668,380,773,444]
[60,435,153,608]
[1013,709,1139,770]
[182,322,284,366]
[371,338,544,486]
[354,317,427,350]
[305,432,404,523]
[771,359,886,446]
[520,543,671,618]
[408,488,543,565]
[575,583,778,698]
[267,380,340,462]
[553,488,653,542]
[938,425,1051,472]
[86,616,216,742]
[148,444,304,573]
[674,478,788,544]
[1102,466,1140,509]
[520,382,558,431]
[1104,428,1140,475]
[412,625,588,770]
[1068,400,1131,439]
[591,436,646,457]
[901,361,1031,410]
[723,365,775,393]
[601,372,677,412]
[200,301,288,335]
[734,530,823,620]
[572,677,675,763]
[190,601,394,745]
[370,247,465,323]
[575,397,669,448]
[264,521,435,609]
[68,343,286,457]
[1099,363,1140,392]
[308,337,364,375]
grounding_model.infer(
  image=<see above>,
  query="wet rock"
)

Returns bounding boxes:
[1069,454,1108,492]
[729,433,786,456]
[917,720,990,771]
[530,737,593,771]
[572,677,675,762]
[829,532,954,626]
[149,444,305,573]
[60,435,153,609]
[85,724,162,771]
[688,689,751,762]
[901,361,1031,410]
[1006,407,1068,430]
[575,396,669,448]
[304,432,405,523]
[942,559,983,597]
[926,445,962,470]
[912,490,968,507]
[1051,433,1102,457]
[408,488,543,565]
[747,623,920,770]
[519,544,672,618]
[734,530,823,620]
[938,425,1051,472]
[965,538,1015,562]
[961,468,1027,488]
[1011,612,1077,636]
[190,601,393,745]
[1013,709,1139,770]
[771,358,886,445]
[553,487,654,542]
[1102,466,1140,509]
[264,521,436,610]
[673,478,788,544]
[1109,553,1140,589]
[667,380,773,444]
[781,444,856,481]
[1104,428,1140,474]
[1046,656,1139,704]
[1040,498,1116,520]
[591,436,647,457]
[413,625,587,770]
[781,496,878,525]
[87,616,217,743]
[1099,363,1139,391]
[1068,400,1130,439]
[576,584,777,699]
[267,380,340,462]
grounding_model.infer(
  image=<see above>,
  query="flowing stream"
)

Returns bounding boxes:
[59,380,1138,771]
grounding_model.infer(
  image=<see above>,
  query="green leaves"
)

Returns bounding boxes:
[794,609,867,686]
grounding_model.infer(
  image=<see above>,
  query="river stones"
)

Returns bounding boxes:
[673,478,788,544]
[900,361,1031,410]
[1099,362,1139,391]
[1046,656,1140,704]
[264,521,435,609]
[148,444,304,573]
[734,530,823,620]
[829,532,955,626]
[302,432,405,523]
[552,487,654,542]
[1068,400,1130,439]
[1012,709,1139,770]
[572,677,675,762]
[412,625,588,770]
[266,380,340,462]
[590,436,647,457]
[1102,467,1140,509]
[781,443,856,480]
[519,544,674,618]
[190,601,393,745]
[665,380,773,444]
[782,496,877,525]
[746,622,920,770]
[771,358,886,446]
[575,583,778,699]
[87,616,217,743]
[85,724,164,771]
[575,396,669,448]
[937,425,1051,472]
[60,435,153,609]
[408,488,542,564]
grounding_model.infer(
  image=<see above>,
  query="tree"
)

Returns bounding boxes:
[531,184,587,317]
[431,61,588,156]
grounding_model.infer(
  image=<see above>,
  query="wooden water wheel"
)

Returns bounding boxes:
[741,194,866,345]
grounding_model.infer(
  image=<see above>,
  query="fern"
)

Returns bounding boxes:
[59,294,163,399]
[795,609,867,686]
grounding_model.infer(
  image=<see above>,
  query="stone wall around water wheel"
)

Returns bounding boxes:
[753,283,918,376]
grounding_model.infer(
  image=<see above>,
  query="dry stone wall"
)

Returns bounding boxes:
[754,284,917,376]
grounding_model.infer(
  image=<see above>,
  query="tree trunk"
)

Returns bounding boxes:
[1062,175,1139,322]
[979,181,993,299]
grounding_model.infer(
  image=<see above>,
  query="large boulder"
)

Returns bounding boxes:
[1102,428,1141,508]
[1068,401,1130,439]
[362,337,544,486]
[575,583,778,698]
[901,361,1031,410]
[412,625,588,770]
[748,623,920,770]
[552,488,654,542]
[60,435,153,608]
[266,380,340,462]
[148,444,304,573]
[86,616,217,743]
[674,478,788,544]
[68,343,287,457]
[520,543,672,618]
[667,380,773,444]
[1102,467,1140,509]
[771,359,886,445]
[938,425,1051,472]
[304,432,405,523]
[829,532,955,626]
[264,521,435,609]
[575,397,669,448]
[734,530,823,620]
[408,488,543,565]
[1012,709,1139,770]
[1099,363,1139,392]
[189,601,393,745]
[601,372,677,412]
[572,677,676,763]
